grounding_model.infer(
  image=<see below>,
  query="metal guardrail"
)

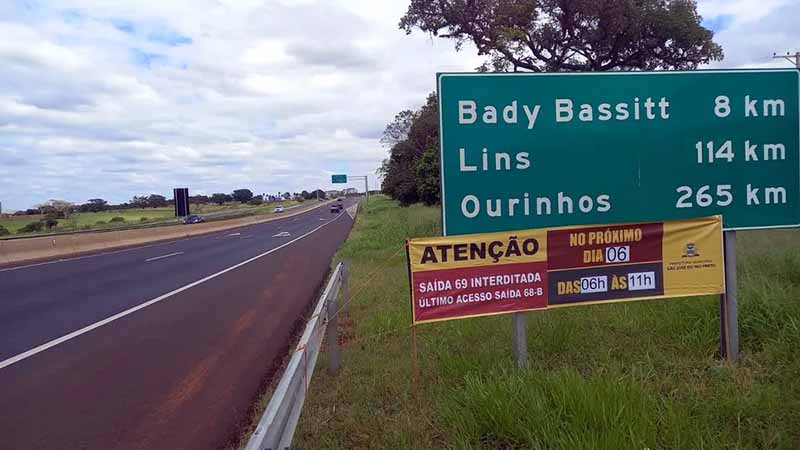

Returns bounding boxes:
[244,262,347,450]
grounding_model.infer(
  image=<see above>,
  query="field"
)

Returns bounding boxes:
[295,195,800,450]
[0,200,304,236]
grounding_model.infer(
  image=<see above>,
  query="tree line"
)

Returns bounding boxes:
[380,0,722,206]
[11,188,328,217]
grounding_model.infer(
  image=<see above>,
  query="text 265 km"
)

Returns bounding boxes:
[675,184,787,208]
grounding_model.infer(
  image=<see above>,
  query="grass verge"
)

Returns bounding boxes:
[295,195,799,450]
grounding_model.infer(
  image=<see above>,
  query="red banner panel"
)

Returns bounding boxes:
[547,222,663,270]
[411,262,548,323]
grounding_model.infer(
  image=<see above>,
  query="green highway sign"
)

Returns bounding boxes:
[437,70,800,235]
[331,174,347,184]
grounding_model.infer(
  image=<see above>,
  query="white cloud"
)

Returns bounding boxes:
[0,0,795,211]
[0,0,485,210]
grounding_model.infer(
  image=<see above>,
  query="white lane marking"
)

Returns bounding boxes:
[241,235,254,239]
[319,218,326,221]
[272,231,290,237]
[226,232,241,237]
[145,252,184,262]
[0,211,346,370]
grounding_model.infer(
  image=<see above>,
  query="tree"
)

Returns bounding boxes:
[248,195,264,205]
[381,110,416,147]
[79,198,108,213]
[416,147,441,205]
[232,189,254,203]
[146,194,168,208]
[381,93,440,206]
[39,199,73,219]
[130,196,148,209]
[400,0,723,72]
[189,195,210,204]
[210,193,228,205]
[313,189,326,200]
[301,190,311,200]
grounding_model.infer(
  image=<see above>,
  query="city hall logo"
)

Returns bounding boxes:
[682,243,699,258]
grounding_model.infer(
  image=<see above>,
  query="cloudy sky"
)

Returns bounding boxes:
[0,0,798,211]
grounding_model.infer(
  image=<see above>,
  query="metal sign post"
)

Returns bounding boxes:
[349,175,369,199]
[720,231,740,362]
[332,174,369,199]
[512,312,527,368]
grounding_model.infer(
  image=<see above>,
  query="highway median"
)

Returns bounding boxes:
[0,200,334,266]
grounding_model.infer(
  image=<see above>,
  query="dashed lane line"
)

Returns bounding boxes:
[145,252,184,262]
[0,211,347,370]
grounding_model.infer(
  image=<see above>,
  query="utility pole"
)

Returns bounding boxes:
[772,51,800,68]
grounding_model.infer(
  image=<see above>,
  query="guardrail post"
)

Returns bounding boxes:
[327,266,343,375]
[341,261,350,312]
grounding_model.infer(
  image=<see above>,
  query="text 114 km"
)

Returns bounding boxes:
[696,140,786,164]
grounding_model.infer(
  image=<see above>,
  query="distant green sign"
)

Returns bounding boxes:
[437,70,800,235]
[331,174,347,184]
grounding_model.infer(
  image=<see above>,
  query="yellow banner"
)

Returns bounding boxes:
[408,216,724,324]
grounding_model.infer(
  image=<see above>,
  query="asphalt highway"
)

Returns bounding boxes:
[0,199,357,450]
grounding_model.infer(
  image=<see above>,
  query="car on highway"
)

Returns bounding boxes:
[273,205,285,213]
[330,203,342,213]
[183,214,205,224]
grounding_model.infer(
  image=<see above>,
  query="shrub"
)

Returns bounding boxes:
[0,225,9,236]
[43,218,58,229]
[109,217,125,223]
[140,217,148,222]
[96,220,106,225]
[248,197,264,206]
[18,221,45,234]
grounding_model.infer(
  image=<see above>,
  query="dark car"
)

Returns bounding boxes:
[183,214,205,224]
[330,204,342,213]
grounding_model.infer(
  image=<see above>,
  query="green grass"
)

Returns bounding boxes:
[295,195,800,450]
[72,208,175,226]
[0,208,176,235]
[0,216,41,234]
